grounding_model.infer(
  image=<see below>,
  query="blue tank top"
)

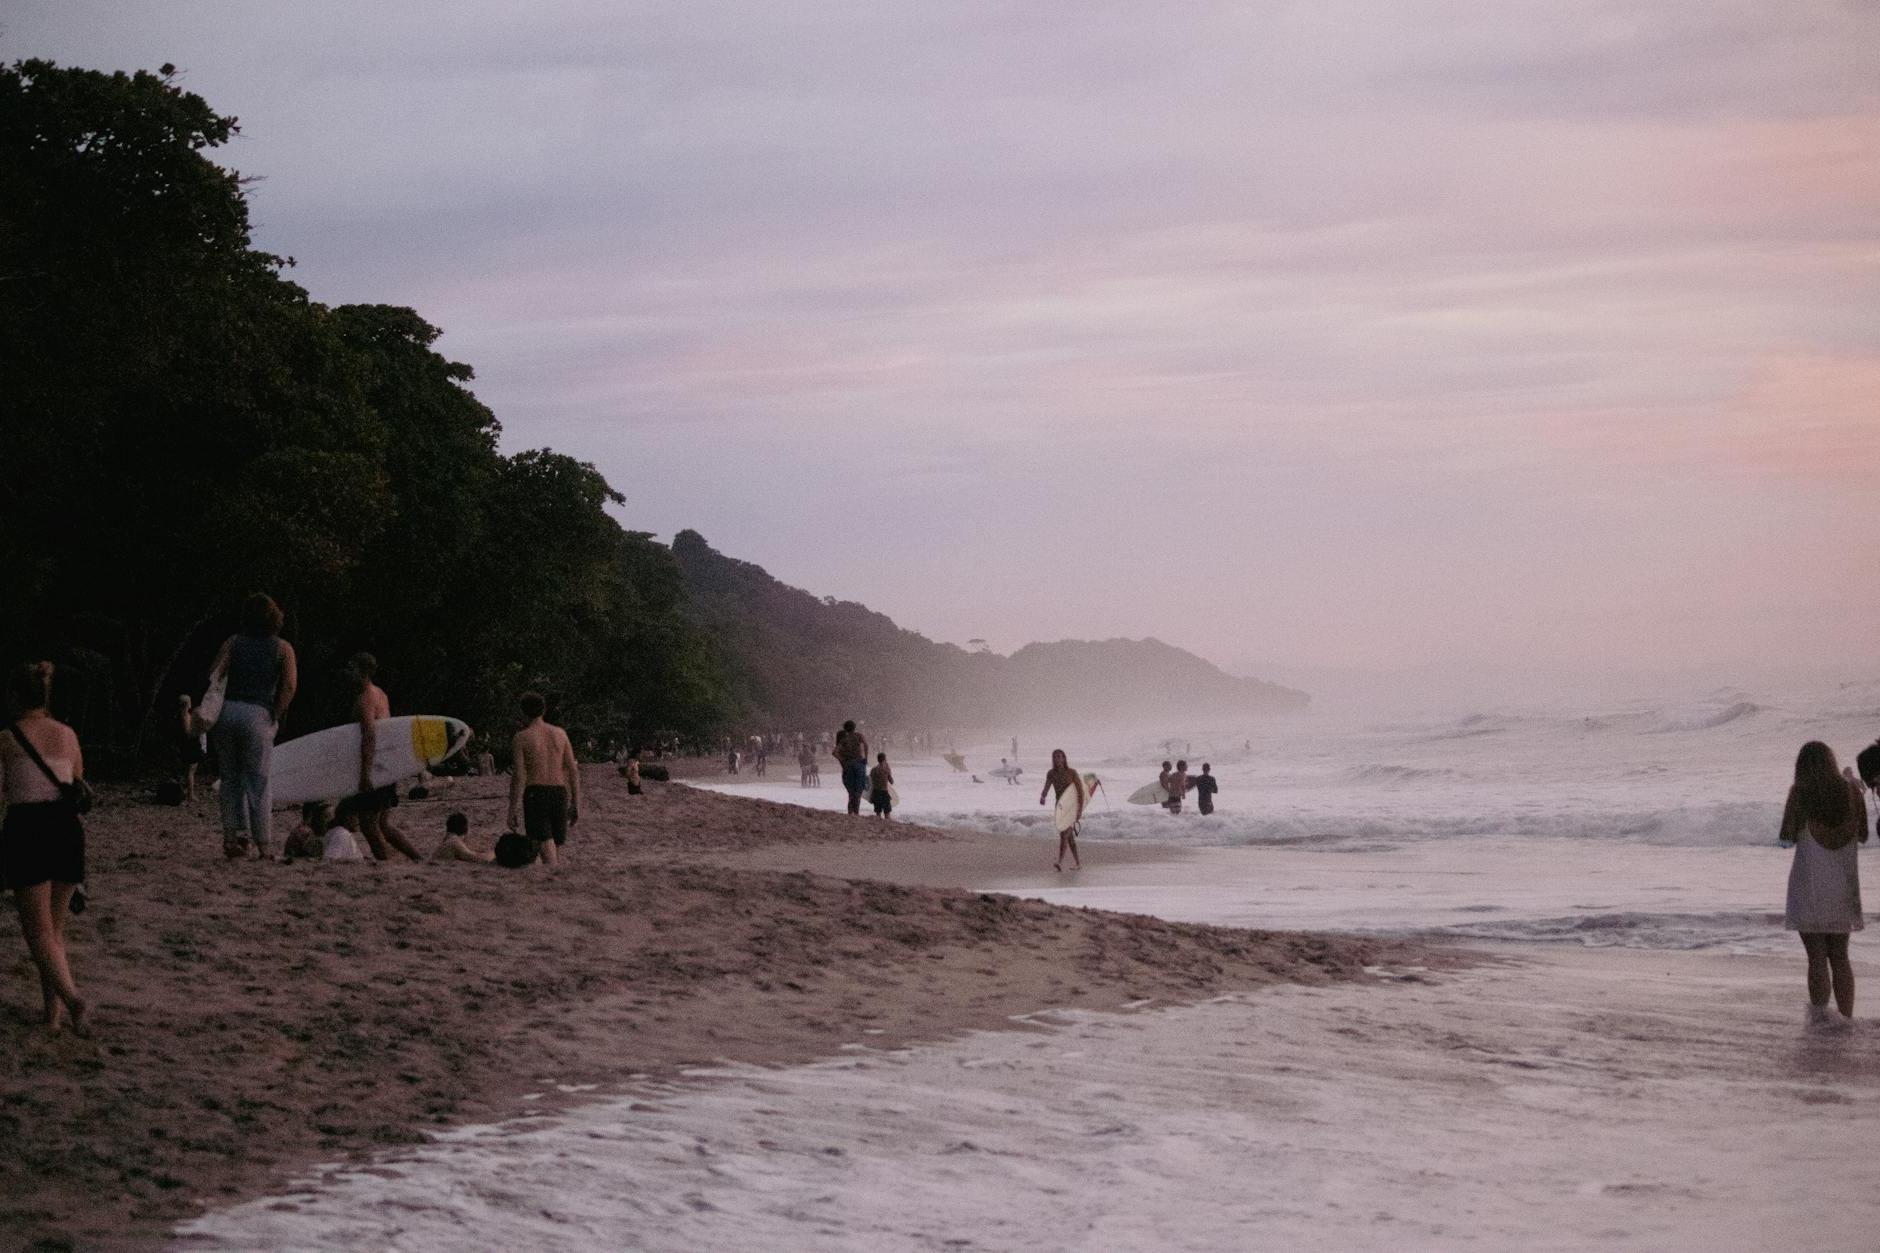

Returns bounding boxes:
[225,634,281,705]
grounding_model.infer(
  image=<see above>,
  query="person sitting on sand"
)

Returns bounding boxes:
[323,809,365,861]
[869,752,895,819]
[1039,748,1084,872]
[432,811,494,863]
[0,662,92,1034]
[339,654,423,862]
[1192,762,1219,815]
[510,691,578,867]
[1778,740,1868,1030]
[282,802,327,860]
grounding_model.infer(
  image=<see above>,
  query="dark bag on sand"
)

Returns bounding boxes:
[9,722,94,815]
[494,831,538,869]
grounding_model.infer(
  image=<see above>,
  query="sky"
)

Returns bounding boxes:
[10,1,1878,689]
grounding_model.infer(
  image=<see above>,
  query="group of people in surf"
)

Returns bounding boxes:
[1157,759,1218,815]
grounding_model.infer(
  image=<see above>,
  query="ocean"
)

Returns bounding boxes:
[177,682,1880,1249]
[702,680,1880,953]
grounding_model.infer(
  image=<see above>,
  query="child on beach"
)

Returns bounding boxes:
[1778,741,1867,1029]
[282,802,326,859]
[431,811,494,863]
[869,753,894,819]
[624,750,643,797]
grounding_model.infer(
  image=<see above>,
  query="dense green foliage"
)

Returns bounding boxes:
[1,58,1302,762]
[0,59,730,757]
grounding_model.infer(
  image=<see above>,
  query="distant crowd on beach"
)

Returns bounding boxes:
[7,591,1879,1039]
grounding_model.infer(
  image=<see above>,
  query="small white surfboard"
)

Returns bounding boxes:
[271,715,472,806]
[1126,781,1171,805]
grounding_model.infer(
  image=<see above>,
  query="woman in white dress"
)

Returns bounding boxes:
[1779,741,1868,1027]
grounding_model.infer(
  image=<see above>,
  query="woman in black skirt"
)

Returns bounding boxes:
[1,662,90,1033]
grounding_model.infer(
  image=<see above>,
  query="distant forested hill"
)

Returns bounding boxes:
[673,531,1307,731]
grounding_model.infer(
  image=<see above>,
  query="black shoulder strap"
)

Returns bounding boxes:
[8,721,67,792]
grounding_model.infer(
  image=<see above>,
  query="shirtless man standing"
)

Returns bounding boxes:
[341,653,423,861]
[509,691,578,867]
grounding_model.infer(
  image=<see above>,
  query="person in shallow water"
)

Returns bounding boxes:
[1191,762,1218,815]
[1039,749,1084,872]
[1778,740,1867,1030]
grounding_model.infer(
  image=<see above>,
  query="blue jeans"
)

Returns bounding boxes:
[215,700,275,853]
[842,759,868,814]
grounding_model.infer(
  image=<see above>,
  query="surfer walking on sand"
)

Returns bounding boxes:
[834,720,869,816]
[510,691,579,867]
[338,654,424,862]
[1039,748,1084,872]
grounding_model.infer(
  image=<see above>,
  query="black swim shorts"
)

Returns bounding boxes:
[336,783,399,818]
[1,800,86,890]
[523,785,570,846]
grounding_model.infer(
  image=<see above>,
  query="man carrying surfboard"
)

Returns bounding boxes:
[509,691,579,867]
[1039,749,1085,872]
[341,653,424,862]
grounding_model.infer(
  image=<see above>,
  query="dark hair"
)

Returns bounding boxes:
[494,831,537,868]
[519,691,546,718]
[349,652,378,680]
[842,720,856,732]
[300,801,331,835]
[9,661,52,711]
[1857,741,1880,789]
[1161,760,1171,770]
[876,752,886,763]
[241,593,284,637]
[1201,762,1211,771]
[446,812,468,835]
[1177,759,1188,770]
[1794,741,1851,828]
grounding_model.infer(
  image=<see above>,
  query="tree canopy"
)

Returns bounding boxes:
[0,59,730,757]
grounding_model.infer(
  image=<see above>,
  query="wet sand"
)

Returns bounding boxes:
[178,944,1880,1252]
[0,768,1429,1250]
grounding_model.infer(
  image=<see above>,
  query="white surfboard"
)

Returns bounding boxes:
[990,765,1023,779]
[271,715,472,806]
[1054,772,1100,832]
[1126,781,1171,805]
[887,781,900,806]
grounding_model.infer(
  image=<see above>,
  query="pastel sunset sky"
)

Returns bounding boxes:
[13,2,1877,687]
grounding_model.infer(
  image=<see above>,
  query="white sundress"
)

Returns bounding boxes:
[1784,785,1866,933]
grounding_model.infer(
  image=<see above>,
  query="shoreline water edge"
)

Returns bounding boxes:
[0,768,1442,1250]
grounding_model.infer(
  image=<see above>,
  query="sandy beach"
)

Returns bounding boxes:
[0,768,1433,1250]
